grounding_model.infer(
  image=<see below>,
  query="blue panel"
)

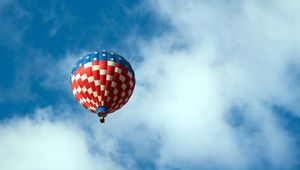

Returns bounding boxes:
[83,53,93,64]
[71,50,135,79]
[100,50,108,60]
[96,106,108,114]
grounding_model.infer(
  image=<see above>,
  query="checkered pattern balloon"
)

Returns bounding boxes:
[70,50,135,115]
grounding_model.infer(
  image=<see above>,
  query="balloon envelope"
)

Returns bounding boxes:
[70,50,135,118]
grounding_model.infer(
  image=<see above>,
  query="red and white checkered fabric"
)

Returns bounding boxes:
[70,51,135,114]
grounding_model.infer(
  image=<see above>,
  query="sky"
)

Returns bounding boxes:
[0,0,300,170]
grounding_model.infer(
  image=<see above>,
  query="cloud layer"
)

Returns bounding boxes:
[0,107,123,170]
[126,0,300,169]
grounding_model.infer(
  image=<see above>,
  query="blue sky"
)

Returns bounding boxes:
[1,0,300,170]
[0,0,163,117]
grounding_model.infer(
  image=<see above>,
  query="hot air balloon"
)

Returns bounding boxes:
[70,50,135,123]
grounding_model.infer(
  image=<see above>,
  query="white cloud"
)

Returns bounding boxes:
[120,0,299,169]
[0,107,123,170]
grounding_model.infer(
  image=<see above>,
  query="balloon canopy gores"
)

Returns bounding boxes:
[70,50,135,123]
